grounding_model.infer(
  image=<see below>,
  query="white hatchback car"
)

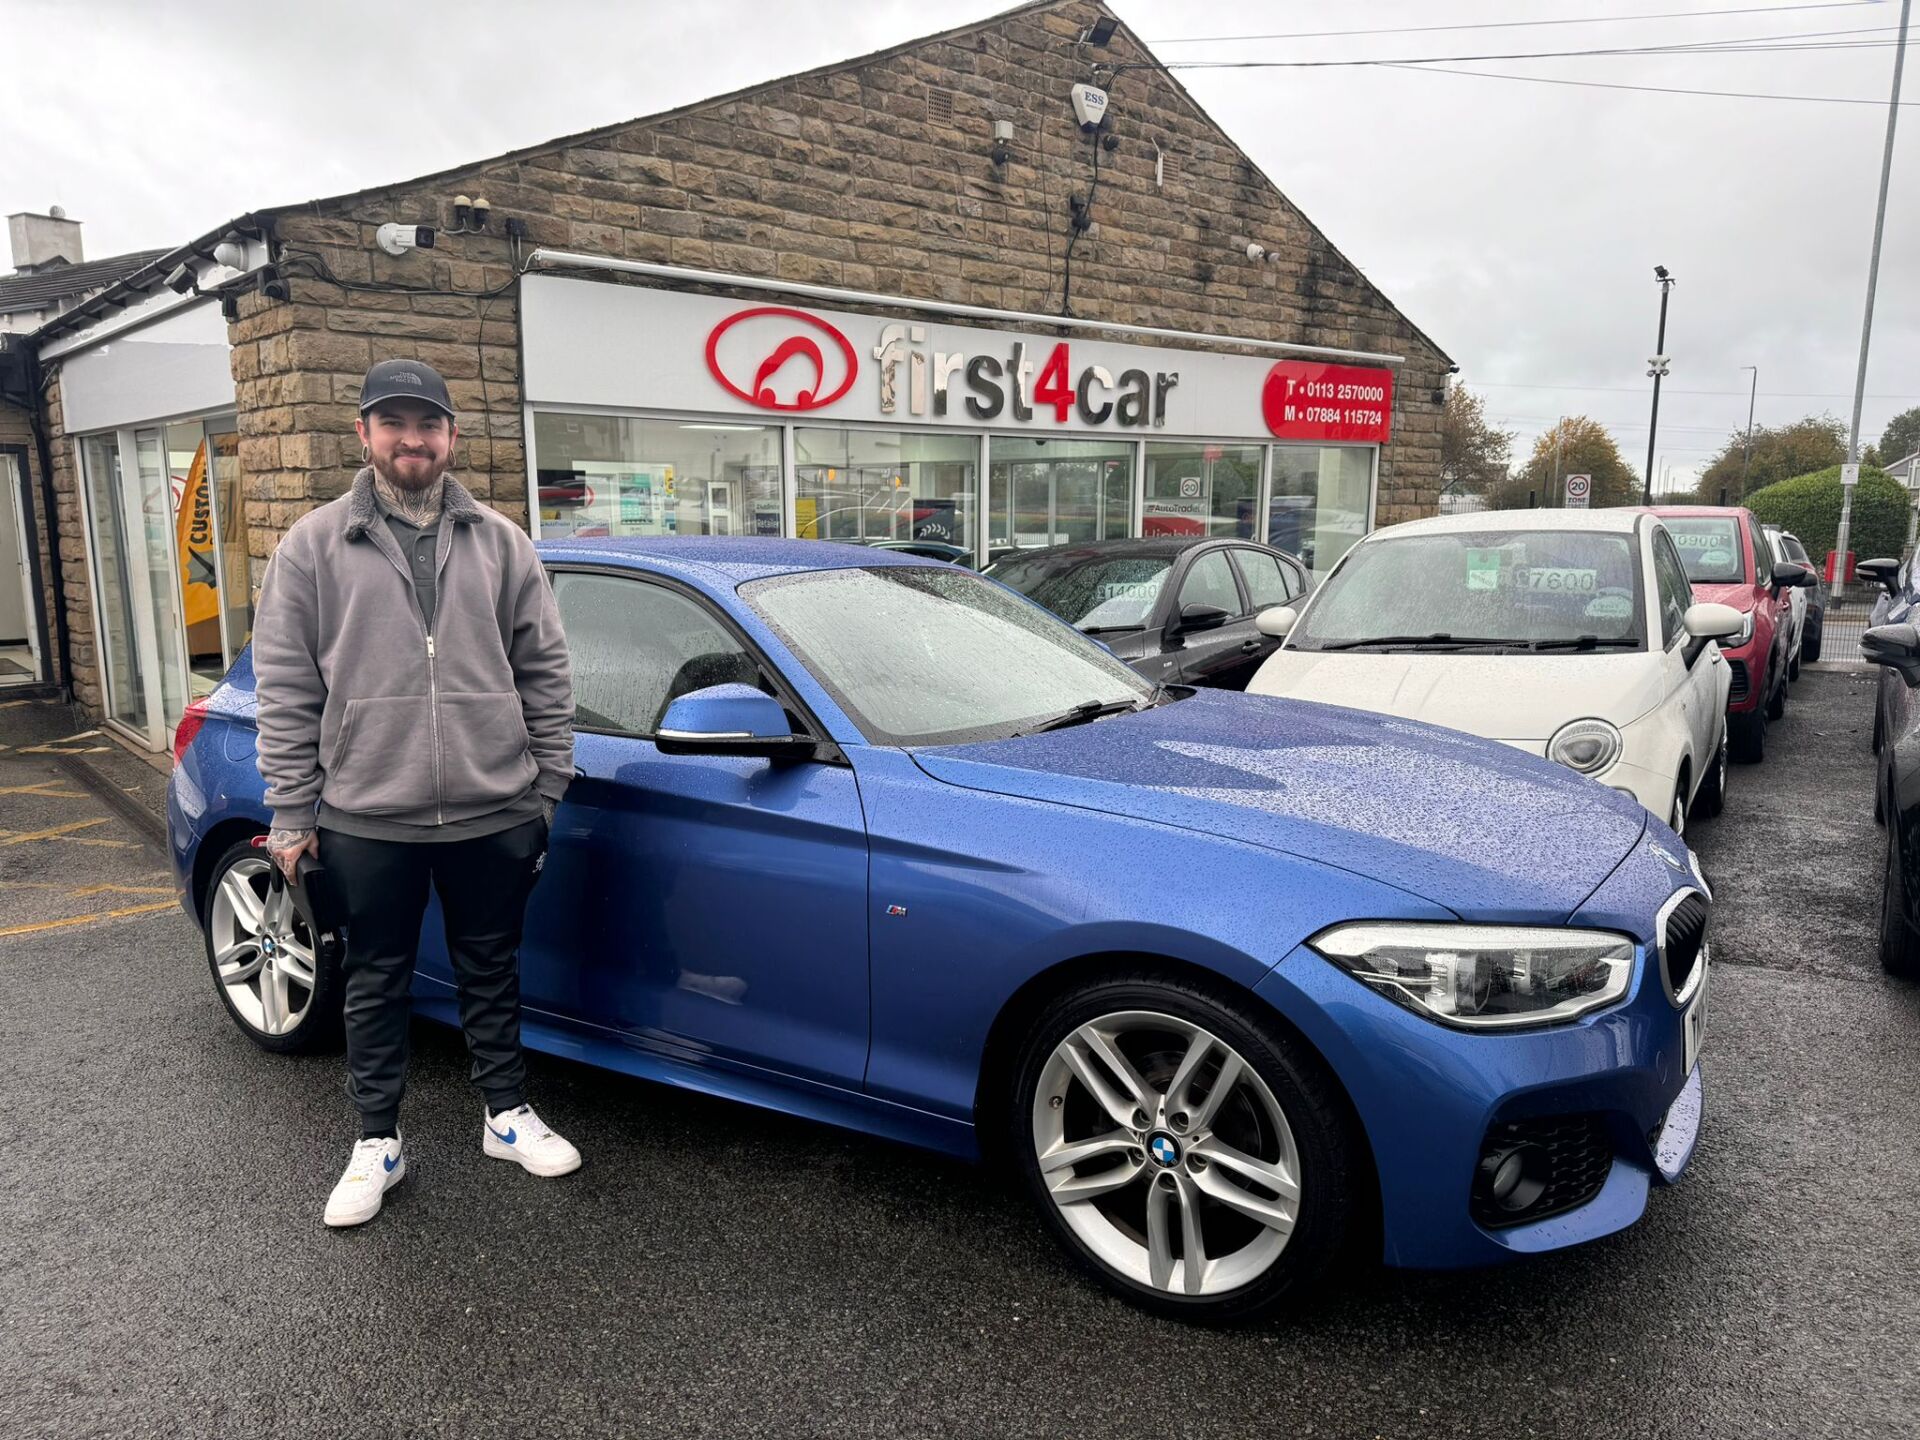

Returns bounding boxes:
[1246,509,1743,833]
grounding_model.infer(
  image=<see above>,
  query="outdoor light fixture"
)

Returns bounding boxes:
[991,119,1014,167]
[1080,16,1118,46]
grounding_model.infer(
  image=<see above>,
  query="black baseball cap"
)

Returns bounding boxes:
[358,358,455,418]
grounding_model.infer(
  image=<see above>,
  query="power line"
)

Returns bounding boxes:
[1149,1,1885,46]
[1470,381,1920,398]
[1376,58,1920,105]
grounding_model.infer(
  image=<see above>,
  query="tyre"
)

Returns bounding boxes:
[1789,648,1802,682]
[1802,620,1822,664]
[1879,822,1920,978]
[1729,708,1766,764]
[201,838,345,1054]
[1010,973,1360,1323]
[1689,732,1727,821]
[1666,774,1687,838]
[1766,666,1787,720]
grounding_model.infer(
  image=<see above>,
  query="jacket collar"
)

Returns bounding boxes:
[343,466,485,540]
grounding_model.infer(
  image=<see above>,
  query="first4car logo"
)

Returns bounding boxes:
[704,307,859,412]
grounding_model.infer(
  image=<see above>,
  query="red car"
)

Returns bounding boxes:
[1642,505,1810,761]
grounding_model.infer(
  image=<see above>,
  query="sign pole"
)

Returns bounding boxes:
[1834,0,1911,601]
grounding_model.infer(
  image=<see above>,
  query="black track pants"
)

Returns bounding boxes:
[319,819,548,1135]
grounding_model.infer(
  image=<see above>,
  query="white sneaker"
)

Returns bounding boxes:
[483,1104,581,1178]
[323,1136,406,1228]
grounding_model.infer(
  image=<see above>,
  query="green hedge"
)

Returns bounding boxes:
[1745,465,1910,562]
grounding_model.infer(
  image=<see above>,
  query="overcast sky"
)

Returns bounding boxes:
[5,0,1916,487]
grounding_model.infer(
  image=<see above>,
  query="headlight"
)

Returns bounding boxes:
[1728,609,1755,647]
[1548,718,1622,775]
[1310,922,1635,1029]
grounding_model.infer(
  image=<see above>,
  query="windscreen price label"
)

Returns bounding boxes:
[1261,361,1394,444]
[1523,567,1597,593]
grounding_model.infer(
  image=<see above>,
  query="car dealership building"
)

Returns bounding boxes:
[0,0,1450,753]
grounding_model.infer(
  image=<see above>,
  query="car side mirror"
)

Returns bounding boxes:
[1175,602,1231,634]
[1683,602,1744,641]
[1770,561,1811,592]
[655,683,814,760]
[1255,605,1298,639]
[1863,623,1920,688]
[1858,558,1901,595]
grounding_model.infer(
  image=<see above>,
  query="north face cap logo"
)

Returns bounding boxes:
[390,370,423,386]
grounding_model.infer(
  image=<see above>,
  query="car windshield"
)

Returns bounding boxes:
[985,551,1174,630]
[1288,528,1646,651]
[741,566,1155,746]
[1662,517,1747,584]
[1778,532,1812,566]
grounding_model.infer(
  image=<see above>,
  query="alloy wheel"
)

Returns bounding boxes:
[208,855,319,1037]
[1031,1010,1302,1297]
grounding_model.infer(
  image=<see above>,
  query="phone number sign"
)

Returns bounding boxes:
[1261,361,1394,444]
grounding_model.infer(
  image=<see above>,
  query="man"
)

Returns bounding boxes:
[252,358,579,1228]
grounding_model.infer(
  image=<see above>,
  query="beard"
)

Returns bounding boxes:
[370,450,447,491]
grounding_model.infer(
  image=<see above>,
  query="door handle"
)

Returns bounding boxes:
[1240,639,1262,653]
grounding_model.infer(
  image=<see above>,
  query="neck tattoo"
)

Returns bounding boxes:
[375,474,445,527]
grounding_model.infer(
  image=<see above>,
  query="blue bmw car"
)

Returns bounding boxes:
[168,538,1710,1322]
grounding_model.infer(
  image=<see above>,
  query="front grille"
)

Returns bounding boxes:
[1661,891,1710,1005]
[1471,1114,1614,1229]
[1727,659,1749,704]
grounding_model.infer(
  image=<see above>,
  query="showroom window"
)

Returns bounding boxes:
[1143,442,1260,539]
[533,413,783,541]
[989,437,1131,556]
[1268,445,1373,579]
[794,428,977,552]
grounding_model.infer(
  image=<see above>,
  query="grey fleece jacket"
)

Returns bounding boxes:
[252,468,575,834]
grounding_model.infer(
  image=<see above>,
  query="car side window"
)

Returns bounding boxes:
[1180,549,1245,617]
[1651,531,1692,649]
[550,571,763,735]
[1231,548,1297,609]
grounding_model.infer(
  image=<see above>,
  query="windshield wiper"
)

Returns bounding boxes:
[1081,624,1144,634]
[1316,634,1517,652]
[1019,697,1146,735]
[1527,635,1642,652]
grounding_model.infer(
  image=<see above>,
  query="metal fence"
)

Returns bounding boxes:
[1815,596,1877,665]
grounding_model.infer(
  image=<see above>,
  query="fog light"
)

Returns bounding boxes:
[1477,1143,1547,1214]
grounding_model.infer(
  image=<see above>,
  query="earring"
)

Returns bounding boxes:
[361,444,371,463]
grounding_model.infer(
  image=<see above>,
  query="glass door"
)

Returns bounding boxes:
[0,451,42,685]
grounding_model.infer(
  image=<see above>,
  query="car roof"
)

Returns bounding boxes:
[1636,504,1749,519]
[994,535,1233,561]
[533,535,941,586]
[1365,508,1642,539]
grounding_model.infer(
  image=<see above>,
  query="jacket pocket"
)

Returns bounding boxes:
[437,691,538,807]
[321,695,437,816]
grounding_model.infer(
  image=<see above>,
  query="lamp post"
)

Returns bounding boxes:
[1738,366,1758,501]
[1644,267,1676,504]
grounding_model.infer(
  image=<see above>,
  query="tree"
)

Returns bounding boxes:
[1877,405,1920,467]
[1483,417,1638,510]
[1690,414,1846,505]
[1440,382,1513,497]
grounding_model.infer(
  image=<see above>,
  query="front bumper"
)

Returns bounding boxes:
[1255,832,1704,1269]
[1722,637,1764,713]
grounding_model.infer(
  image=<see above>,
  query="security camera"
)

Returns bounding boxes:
[1245,242,1267,262]
[1654,264,1670,280]
[163,262,197,294]
[375,223,437,257]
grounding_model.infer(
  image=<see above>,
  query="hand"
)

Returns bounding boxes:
[267,828,319,880]
[540,795,557,828]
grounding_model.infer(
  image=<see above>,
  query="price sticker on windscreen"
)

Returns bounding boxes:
[1465,549,1505,591]
[1523,568,1598,593]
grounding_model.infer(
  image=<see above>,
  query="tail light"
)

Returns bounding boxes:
[173,698,211,764]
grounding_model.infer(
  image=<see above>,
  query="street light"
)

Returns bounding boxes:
[1644,266,1676,505]
[1738,365,1758,501]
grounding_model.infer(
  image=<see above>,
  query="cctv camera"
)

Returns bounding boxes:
[1654,264,1670,280]
[163,262,197,294]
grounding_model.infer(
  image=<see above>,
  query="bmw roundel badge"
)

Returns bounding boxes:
[1149,1133,1180,1167]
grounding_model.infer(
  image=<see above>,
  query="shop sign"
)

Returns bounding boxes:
[1260,361,1394,444]
[704,306,858,412]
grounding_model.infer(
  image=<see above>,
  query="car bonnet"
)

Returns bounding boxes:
[911,689,1649,921]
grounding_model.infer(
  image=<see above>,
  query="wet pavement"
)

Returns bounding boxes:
[0,673,1914,1439]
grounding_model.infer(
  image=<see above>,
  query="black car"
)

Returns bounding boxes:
[1862,593,1920,976]
[986,536,1311,689]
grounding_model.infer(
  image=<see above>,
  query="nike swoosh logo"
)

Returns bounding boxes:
[488,1126,517,1145]
[383,1154,399,1172]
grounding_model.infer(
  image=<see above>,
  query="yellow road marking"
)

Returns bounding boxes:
[8,881,174,897]
[0,817,112,845]
[0,699,38,709]
[0,782,87,798]
[0,902,177,939]
[16,743,110,754]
